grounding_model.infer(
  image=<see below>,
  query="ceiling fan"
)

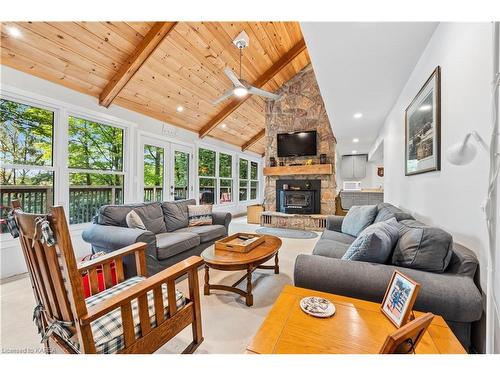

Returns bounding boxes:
[212,31,281,105]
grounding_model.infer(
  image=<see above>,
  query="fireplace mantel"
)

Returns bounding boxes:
[263,164,333,176]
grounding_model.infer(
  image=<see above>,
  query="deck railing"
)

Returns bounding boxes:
[0,185,123,231]
[1,185,190,233]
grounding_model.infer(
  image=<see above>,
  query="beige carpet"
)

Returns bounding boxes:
[0,217,319,354]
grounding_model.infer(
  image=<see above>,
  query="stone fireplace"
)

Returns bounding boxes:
[263,64,337,216]
[276,179,321,214]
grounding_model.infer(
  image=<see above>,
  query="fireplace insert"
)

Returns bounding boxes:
[276,179,320,214]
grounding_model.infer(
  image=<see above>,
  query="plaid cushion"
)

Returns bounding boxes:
[80,276,185,354]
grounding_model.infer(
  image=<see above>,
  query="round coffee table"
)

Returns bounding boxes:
[201,235,282,306]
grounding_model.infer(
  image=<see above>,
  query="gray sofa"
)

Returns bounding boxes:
[294,203,483,352]
[82,199,231,277]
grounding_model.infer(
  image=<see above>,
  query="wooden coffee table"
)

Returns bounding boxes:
[201,235,282,306]
[246,285,466,354]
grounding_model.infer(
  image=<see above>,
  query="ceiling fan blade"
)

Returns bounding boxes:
[212,89,234,105]
[224,67,244,88]
[248,86,281,100]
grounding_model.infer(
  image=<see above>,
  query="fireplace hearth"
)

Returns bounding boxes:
[276,179,320,214]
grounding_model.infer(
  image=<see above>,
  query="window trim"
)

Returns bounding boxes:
[1,85,135,231]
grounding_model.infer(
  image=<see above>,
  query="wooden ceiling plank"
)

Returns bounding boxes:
[99,22,177,107]
[102,21,146,45]
[154,38,235,99]
[78,21,140,55]
[241,129,266,151]
[120,82,212,122]
[125,22,156,38]
[51,22,131,63]
[0,36,109,88]
[198,37,307,138]
[1,47,102,96]
[23,22,120,75]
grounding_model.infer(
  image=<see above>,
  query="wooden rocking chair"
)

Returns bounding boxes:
[11,200,204,354]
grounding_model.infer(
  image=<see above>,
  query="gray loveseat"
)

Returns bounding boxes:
[82,199,231,277]
[294,203,483,351]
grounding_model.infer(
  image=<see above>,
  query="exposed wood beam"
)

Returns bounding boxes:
[99,22,177,107]
[199,38,307,138]
[241,129,265,151]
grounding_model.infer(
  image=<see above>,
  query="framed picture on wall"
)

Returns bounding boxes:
[405,66,441,176]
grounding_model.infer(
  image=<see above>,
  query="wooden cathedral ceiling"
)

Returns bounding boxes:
[0,22,311,155]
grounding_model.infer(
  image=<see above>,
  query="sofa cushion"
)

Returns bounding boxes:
[320,230,356,244]
[341,205,378,237]
[447,243,479,278]
[132,203,166,234]
[374,203,414,223]
[161,199,196,232]
[97,203,146,227]
[312,239,351,259]
[188,204,213,226]
[156,232,200,260]
[125,210,146,230]
[342,218,400,263]
[175,224,226,243]
[392,220,453,273]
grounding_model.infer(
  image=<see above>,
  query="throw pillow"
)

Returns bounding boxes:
[188,205,213,226]
[341,205,378,237]
[125,210,146,230]
[392,220,453,273]
[342,218,400,263]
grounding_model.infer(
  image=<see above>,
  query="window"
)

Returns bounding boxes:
[219,153,232,203]
[198,148,216,205]
[143,145,164,202]
[0,99,55,234]
[250,161,259,200]
[239,158,248,201]
[174,150,190,200]
[68,116,124,224]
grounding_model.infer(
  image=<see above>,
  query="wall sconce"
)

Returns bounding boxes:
[445,131,488,165]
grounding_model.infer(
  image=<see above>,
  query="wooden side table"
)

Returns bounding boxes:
[247,285,466,354]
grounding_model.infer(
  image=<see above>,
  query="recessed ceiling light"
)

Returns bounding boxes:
[221,123,227,128]
[353,138,359,143]
[6,26,22,38]
[176,105,184,112]
[353,113,363,119]
[352,150,358,154]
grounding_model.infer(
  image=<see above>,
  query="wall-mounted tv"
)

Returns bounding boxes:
[277,130,317,157]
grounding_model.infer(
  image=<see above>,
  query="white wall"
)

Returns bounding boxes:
[377,23,498,351]
[0,65,263,279]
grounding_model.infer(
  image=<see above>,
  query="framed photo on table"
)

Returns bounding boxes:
[381,270,421,327]
[405,66,441,176]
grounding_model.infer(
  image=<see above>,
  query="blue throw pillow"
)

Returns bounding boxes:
[341,205,378,237]
[342,218,400,263]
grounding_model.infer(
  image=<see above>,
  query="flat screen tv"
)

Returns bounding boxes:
[277,130,317,157]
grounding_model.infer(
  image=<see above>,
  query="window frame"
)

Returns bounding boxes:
[197,147,217,205]
[218,152,233,205]
[0,93,60,241]
[250,161,259,201]
[67,113,127,225]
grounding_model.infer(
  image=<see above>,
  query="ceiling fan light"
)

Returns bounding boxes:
[233,86,248,98]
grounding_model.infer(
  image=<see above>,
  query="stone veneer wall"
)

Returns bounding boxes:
[264,64,337,214]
